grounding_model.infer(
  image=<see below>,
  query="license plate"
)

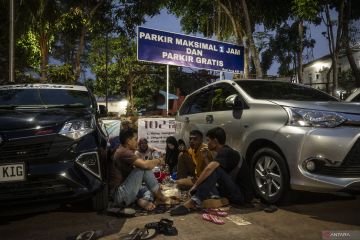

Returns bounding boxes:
[0,163,25,182]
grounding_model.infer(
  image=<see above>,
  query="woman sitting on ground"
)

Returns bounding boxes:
[164,136,179,174]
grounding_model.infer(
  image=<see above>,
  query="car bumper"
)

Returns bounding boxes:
[0,154,103,207]
[275,126,360,192]
[0,132,106,207]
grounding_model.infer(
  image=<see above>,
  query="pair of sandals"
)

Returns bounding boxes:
[121,218,178,240]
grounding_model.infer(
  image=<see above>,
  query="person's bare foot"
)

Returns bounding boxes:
[137,198,156,211]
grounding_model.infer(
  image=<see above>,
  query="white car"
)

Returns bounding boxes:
[346,88,360,102]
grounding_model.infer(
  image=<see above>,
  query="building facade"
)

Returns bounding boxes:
[303,49,360,92]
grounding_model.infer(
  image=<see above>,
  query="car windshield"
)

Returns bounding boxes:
[236,80,338,101]
[0,88,92,108]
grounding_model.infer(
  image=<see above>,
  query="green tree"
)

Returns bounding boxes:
[88,35,165,114]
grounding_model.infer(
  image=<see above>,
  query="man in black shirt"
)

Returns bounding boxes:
[170,127,252,215]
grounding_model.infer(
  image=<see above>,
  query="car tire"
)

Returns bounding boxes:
[91,184,108,211]
[250,147,290,204]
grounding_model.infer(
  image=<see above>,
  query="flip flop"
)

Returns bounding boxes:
[75,230,103,240]
[204,208,228,217]
[202,213,225,225]
[121,228,156,240]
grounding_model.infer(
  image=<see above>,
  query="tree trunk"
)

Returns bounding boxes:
[324,2,344,96]
[75,25,87,81]
[343,0,360,87]
[218,1,248,78]
[297,20,304,83]
[244,43,249,78]
[239,0,263,78]
[39,33,48,81]
[74,0,104,80]
[332,0,344,96]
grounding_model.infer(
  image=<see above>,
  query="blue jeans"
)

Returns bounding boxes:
[192,167,244,205]
[113,168,159,206]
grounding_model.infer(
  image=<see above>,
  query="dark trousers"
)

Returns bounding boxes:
[194,167,244,204]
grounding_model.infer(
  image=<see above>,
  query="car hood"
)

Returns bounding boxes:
[268,100,360,114]
[0,108,93,131]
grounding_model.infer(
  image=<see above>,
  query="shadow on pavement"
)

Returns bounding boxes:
[0,203,127,240]
[281,191,360,226]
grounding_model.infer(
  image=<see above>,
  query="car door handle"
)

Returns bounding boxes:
[185,117,190,123]
[206,115,214,124]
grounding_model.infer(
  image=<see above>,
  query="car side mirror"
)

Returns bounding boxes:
[225,94,244,110]
[98,105,107,116]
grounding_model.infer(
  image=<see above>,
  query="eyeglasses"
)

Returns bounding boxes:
[189,136,197,140]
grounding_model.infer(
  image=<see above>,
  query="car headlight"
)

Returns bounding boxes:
[59,119,95,139]
[284,107,346,128]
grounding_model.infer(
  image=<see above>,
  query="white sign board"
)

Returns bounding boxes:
[137,118,176,153]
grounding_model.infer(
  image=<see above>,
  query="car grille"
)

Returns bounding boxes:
[0,177,74,202]
[318,138,360,177]
[0,135,73,163]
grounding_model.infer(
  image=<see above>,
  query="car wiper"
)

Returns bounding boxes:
[0,105,18,109]
[0,105,46,109]
[46,103,86,108]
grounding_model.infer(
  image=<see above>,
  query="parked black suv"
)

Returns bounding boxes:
[0,83,109,210]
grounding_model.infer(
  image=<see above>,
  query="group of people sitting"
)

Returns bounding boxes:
[109,126,253,216]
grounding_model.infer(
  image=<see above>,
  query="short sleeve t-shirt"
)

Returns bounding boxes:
[110,145,137,188]
[188,143,214,177]
[214,145,240,173]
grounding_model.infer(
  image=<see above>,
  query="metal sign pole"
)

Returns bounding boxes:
[166,65,169,116]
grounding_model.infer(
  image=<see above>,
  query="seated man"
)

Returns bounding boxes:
[135,138,160,160]
[170,127,251,215]
[176,131,213,188]
[109,128,177,211]
[188,130,213,178]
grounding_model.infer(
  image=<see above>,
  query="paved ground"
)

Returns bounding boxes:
[0,192,359,240]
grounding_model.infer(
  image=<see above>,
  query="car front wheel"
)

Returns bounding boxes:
[251,148,290,204]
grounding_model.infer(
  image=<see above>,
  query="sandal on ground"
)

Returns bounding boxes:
[169,205,192,216]
[75,230,103,240]
[145,218,178,236]
[202,213,225,225]
[107,207,136,217]
[121,228,156,240]
[204,208,228,217]
[263,204,278,213]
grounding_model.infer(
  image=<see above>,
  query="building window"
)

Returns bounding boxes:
[316,74,320,80]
